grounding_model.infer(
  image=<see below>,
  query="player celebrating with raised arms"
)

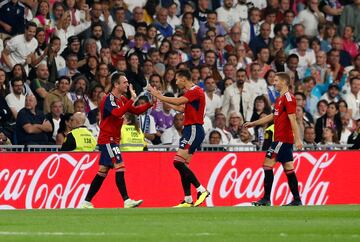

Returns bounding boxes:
[243,72,303,206]
[147,69,210,207]
[81,72,153,209]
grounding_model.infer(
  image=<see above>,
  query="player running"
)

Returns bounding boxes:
[81,73,153,209]
[147,69,210,207]
[243,72,303,206]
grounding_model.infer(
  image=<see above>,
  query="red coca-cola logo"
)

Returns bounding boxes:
[206,152,336,206]
[0,154,98,209]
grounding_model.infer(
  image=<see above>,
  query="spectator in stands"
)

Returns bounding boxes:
[125,53,146,95]
[204,129,227,151]
[153,8,173,39]
[331,36,352,68]
[16,95,52,145]
[253,47,271,78]
[60,36,84,65]
[120,113,146,151]
[185,45,202,69]
[211,112,232,144]
[198,11,226,42]
[241,7,262,44]
[69,75,90,112]
[248,63,268,98]
[296,0,325,37]
[137,95,158,144]
[151,92,174,134]
[60,112,96,151]
[5,78,26,120]
[234,43,252,69]
[313,99,328,122]
[303,126,317,149]
[296,105,313,140]
[58,53,80,79]
[0,68,10,98]
[30,63,54,112]
[340,112,352,145]
[216,0,240,33]
[46,36,65,83]
[264,69,278,105]
[226,111,244,139]
[318,127,340,150]
[222,68,253,121]
[344,77,360,120]
[342,26,359,59]
[45,99,63,144]
[0,0,26,38]
[250,22,272,56]
[204,76,222,122]
[315,101,342,143]
[1,22,37,73]
[55,8,91,53]
[320,84,340,103]
[348,119,360,149]
[56,112,72,145]
[250,95,272,123]
[339,0,360,43]
[289,35,316,79]
[44,76,73,114]
[229,126,255,151]
[304,51,328,84]
[295,91,314,123]
[285,54,300,83]
[161,112,184,146]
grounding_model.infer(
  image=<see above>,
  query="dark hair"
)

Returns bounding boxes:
[57,113,73,135]
[287,53,299,62]
[175,69,192,81]
[25,21,37,30]
[317,99,328,109]
[295,92,306,100]
[253,95,272,114]
[264,69,276,84]
[337,99,348,109]
[111,72,126,85]
[350,77,360,85]
[11,77,24,87]
[124,113,141,133]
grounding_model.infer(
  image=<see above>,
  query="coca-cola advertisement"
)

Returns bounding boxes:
[0,151,359,209]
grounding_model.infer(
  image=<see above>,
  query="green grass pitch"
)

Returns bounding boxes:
[0,205,359,242]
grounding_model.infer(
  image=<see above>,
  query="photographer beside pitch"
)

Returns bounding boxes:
[243,72,303,206]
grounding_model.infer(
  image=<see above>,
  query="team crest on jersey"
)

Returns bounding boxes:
[274,109,279,115]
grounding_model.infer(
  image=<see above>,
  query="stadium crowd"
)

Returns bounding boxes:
[0,0,360,150]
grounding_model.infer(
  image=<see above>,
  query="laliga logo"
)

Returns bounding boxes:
[207,152,335,206]
[0,154,97,209]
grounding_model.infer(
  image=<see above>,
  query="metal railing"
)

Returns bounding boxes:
[0,144,354,152]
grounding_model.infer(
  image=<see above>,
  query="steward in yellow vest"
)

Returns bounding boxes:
[120,113,146,151]
[60,112,97,151]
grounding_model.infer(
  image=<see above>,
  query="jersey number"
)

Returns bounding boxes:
[112,147,121,155]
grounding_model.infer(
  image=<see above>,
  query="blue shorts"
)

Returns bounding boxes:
[98,143,123,167]
[179,124,205,154]
[265,141,294,163]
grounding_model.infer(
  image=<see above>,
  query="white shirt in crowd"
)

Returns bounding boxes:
[216,6,240,30]
[289,48,316,79]
[161,126,181,146]
[5,93,26,115]
[344,91,360,120]
[248,78,268,98]
[295,8,324,37]
[55,21,91,53]
[205,92,222,121]
[2,34,38,73]
[234,4,249,23]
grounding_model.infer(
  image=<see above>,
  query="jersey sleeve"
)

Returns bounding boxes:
[284,93,296,114]
[103,95,133,118]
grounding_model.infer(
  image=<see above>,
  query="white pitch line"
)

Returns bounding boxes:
[0,231,138,236]
[0,231,216,237]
